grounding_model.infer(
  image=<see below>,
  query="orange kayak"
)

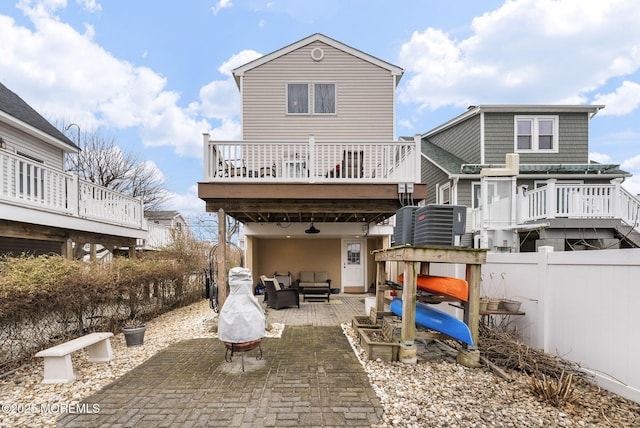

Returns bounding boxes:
[397,273,468,302]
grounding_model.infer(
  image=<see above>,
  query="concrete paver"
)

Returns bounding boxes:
[57,294,381,427]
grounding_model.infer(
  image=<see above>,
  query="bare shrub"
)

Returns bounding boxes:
[528,370,578,407]
[0,251,205,374]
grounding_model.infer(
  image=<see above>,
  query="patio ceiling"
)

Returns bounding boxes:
[198,182,427,225]
[203,198,402,224]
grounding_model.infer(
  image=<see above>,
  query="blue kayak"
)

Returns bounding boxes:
[389,298,474,346]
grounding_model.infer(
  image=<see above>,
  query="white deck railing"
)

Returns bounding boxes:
[471,179,640,234]
[523,180,640,228]
[0,149,145,229]
[202,135,421,183]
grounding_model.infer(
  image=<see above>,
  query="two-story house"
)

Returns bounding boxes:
[0,82,147,259]
[139,210,190,251]
[419,105,640,252]
[198,33,426,292]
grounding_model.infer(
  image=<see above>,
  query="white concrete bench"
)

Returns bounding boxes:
[35,332,114,384]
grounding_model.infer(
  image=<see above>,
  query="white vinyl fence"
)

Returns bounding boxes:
[481,247,640,403]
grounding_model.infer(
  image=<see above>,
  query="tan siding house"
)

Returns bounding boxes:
[199,34,424,293]
[238,38,400,142]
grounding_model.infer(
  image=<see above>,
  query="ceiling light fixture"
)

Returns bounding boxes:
[305,221,320,234]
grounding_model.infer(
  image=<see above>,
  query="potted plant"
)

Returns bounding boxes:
[117,258,148,347]
[122,316,146,347]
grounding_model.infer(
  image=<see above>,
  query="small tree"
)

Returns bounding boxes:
[63,126,168,210]
[188,213,240,243]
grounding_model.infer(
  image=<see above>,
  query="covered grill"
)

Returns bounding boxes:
[218,267,266,370]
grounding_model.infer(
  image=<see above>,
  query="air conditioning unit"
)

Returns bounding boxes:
[392,206,418,246]
[413,204,467,247]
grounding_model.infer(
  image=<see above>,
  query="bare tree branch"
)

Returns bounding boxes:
[62,126,168,210]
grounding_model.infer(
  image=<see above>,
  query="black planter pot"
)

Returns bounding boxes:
[122,324,146,347]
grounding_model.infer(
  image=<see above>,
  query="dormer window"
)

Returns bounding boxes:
[515,116,558,152]
[287,83,336,115]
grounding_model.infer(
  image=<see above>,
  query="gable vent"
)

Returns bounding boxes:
[311,47,324,61]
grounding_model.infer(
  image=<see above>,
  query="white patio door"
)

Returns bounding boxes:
[342,239,366,292]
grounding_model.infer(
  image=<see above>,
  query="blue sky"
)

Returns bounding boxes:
[2,0,640,222]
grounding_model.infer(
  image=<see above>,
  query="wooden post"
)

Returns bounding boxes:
[128,240,136,258]
[373,246,487,357]
[61,238,73,260]
[375,260,386,313]
[400,261,417,345]
[464,263,481,347]
[90,243,97,262]
[217,208,228,310]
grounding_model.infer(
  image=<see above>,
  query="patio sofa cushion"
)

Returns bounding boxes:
[299,271,315,284]
[297,271,330,288]
[297,271,331,302]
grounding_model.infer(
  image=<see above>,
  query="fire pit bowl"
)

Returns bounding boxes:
[224,339,262,353]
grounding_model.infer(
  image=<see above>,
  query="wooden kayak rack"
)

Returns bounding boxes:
[372,246,488,350]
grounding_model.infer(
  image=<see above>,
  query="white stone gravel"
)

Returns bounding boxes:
[0,301,282,428]
[341,323,640,427]
[1,300,638,427]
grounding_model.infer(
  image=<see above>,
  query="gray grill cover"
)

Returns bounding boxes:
[218,267,266,343]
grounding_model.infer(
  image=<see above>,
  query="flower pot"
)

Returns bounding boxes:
[479,297,489,312]
[487,298,500,311]
[502,299,522,313]
[122,324,146,347]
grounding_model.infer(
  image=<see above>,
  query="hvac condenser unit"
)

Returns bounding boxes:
[413,204,467,247]
[392,206,418,246]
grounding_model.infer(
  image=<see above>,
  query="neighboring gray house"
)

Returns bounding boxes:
[419,105,640,251]
[0,82,147,258]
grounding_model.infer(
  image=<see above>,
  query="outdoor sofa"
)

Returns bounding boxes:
[296,271,331,302]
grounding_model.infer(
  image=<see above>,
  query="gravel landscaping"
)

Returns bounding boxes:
[1,299,638,427]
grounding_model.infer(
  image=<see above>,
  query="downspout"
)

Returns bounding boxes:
[451,176,459,204]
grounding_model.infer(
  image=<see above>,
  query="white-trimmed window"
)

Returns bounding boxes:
[16,151,44,199]
[438,182,451,205]
[287,83,336,115]
[515,116,558,152]
[472,181,497,209]
[287,83,309,114]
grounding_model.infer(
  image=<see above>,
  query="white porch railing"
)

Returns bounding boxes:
[471,179,640,234]
[0,149,145,229]
[522,179,640,229]
[202,135,421,183]
[137,223,173,250]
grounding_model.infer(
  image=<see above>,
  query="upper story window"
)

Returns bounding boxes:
[515,116,558,152]
[287,83,336,115]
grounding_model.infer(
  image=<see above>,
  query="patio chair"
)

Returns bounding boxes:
[342,150,364,178]
[260,276,299,310]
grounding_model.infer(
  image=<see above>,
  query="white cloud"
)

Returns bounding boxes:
[211,0,232,16]
[162,185,207,219]
[397,0,640,111]
[0,3,220,158]
[77,0,101,13]
[593,81,640,116]
[199,79,240,120]
[218,50,262,76]
[207,118,241,141]
[621,154,640,170]
[589,152,613,164]
[398,119,413,130]
[620,175,640,196]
